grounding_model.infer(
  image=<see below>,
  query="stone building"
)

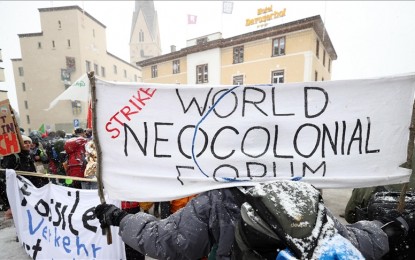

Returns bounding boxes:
[138,15,336,85]
[12,6,141,133]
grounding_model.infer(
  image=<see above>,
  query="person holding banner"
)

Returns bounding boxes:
[94,180,414,260]
[1,135,49,219]
[1,135,48,188]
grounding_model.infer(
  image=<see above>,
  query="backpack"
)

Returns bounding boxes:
[64,137,88,178]
[233,181,364,260]
[44,138,66,162]
[357,191,415,260]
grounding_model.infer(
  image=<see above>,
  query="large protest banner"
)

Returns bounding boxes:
[95,74,415,201]
[5,170,125,259]
[0,99,20,156]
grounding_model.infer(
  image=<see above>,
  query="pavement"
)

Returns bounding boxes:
[0,188,353,259]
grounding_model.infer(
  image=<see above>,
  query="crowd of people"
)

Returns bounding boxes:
[0,127,199,260]
[0,128,93,217]
[1,127,415,259]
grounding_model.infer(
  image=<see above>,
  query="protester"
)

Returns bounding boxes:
[72,127,86,138]
[121,201,145,260]
[94,180,412,260]
[1,135,49,219]
[153,196,196,219]
[43,131,67,185]
[64,129,88,189]
[82,140,98,189]
[170,195,197,214]
[85,128,93,140]
[29,136,48,173]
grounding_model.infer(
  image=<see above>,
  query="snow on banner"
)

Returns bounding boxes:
[95,74,415,201]
[6,170,125,259]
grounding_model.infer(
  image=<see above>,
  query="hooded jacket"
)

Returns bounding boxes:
[118,187,389,260]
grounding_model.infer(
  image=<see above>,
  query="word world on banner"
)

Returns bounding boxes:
[95,74,415,201]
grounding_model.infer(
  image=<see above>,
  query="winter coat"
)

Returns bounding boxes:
[118,187,389,260]
[1,151,48,188]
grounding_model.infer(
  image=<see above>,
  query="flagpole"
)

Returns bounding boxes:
[88,71,113,245]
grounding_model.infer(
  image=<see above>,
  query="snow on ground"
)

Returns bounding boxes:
[0,212,30,259]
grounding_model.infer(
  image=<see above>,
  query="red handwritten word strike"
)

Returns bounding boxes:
[105,87,157,139]
[0,133,19,155]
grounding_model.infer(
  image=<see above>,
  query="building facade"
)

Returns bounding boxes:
[129,0,162,64]
[12,6,141,133]
[138,15,337,85]
[0,49,4,82]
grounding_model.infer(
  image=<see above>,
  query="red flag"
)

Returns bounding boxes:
[187,14,197,24]
[87,100,92,129]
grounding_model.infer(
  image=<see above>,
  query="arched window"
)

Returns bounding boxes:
[139,30,144,42]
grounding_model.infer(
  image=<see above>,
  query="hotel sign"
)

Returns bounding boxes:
[246,5,286,27]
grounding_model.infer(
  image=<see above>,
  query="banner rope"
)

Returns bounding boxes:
[0,169,97,182]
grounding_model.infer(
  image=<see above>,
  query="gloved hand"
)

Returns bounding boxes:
[94,203,128,228]
[381,216,409,240]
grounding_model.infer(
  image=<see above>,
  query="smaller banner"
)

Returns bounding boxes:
[0,99,20,156]
[6,170,125,259]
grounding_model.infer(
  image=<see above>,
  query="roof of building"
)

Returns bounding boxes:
[38,5,106,28]
[137,15,337,67]
[14,5,139,70]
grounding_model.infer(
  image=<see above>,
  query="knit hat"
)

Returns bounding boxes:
[22,135,32,143]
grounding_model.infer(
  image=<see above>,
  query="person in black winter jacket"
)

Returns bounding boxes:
[1,135,49,218]
[94,181,413,260]
[1,135,49,188]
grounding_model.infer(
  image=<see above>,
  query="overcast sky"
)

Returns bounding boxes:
[1,1,415,113]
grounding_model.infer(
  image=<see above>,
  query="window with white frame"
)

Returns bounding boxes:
[233,75,244,85]
[196,64,208,84]
[271,70,284,84]
[233,46,244,64]
[272,37,285,56]
[173,60,180,74]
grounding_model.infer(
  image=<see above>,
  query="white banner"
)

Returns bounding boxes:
[6,170,125,260]
[95,74,415,201]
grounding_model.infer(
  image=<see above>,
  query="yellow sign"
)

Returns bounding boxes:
[246,5,286,27]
